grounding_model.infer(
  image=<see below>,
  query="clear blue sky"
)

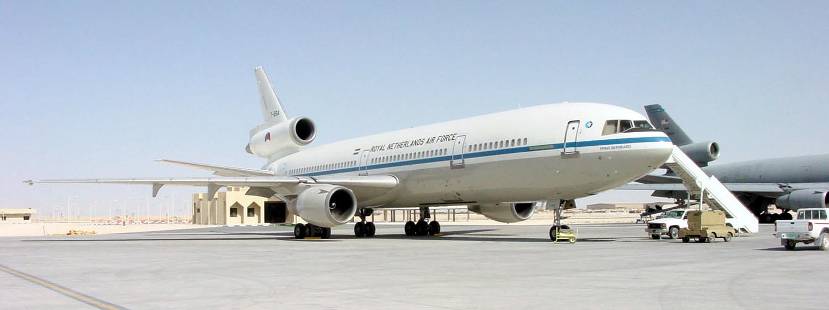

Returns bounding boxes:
[2,1,828,216]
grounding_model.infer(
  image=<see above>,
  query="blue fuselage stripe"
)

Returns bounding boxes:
[300,136,669,177]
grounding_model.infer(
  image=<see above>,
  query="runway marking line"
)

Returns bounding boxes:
[0,264,126,310]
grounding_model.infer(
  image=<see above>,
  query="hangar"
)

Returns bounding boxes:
[192,187,296,225]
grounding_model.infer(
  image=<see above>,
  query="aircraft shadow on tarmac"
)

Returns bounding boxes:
[21,228,642,243]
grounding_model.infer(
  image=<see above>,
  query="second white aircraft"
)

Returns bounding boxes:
[30,67,674,240]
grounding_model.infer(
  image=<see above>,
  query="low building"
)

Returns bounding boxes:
[0,208,36,223]
[192,187,295,225]
[586,203,646,211]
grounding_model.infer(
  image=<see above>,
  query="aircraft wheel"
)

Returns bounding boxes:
[354,222,366,238]
[404,221,415,236]
[415,220,429,236]
[668,227,680,239]
[549,226,558,241]
[320,227,331,239]
[428,221,441,235]
[365,222,376,237]
[294,223,306,239]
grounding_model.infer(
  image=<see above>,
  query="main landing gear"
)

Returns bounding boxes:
[293,223,332,239]
[404,207,441,237]
[353,208,376,238]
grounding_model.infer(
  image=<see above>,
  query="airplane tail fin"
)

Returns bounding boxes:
[644,104,692,146]
[255,66,288,124]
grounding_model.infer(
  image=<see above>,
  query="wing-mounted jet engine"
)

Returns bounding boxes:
[468,202,536,223]
[291,184,358,227]
[775,189,829,210]
[245,67,316,160]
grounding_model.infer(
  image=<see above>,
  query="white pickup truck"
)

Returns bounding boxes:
[774,208,829,251]
[646,208,737,239]
[646,209,688,239]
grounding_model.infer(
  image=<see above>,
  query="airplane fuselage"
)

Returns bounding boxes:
[270,103,673,208]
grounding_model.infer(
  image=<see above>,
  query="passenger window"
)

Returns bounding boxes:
[602,120,618,135]
[511,139,515,147]
[523,138,528,145]
[619,120,633,133]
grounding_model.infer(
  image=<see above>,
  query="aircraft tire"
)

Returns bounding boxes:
[415,220,429,236]
[428,221,441,235]
[404,221,415,236]
[294,223,306,239]
[354,222,366,238]
[365,222,376,237]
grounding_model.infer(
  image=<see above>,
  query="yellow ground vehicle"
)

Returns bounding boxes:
[549,225,577,243]
[679,210,736,243]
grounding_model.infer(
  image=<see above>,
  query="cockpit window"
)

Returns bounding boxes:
[603,119,657,135]
[619,120,633,132]
[634,120,653,130]
[602,120,618,136]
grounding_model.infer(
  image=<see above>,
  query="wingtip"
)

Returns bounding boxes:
[23,180,34,186]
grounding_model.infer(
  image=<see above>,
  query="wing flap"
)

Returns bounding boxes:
[157,159,275,177]
[26,175,399,201]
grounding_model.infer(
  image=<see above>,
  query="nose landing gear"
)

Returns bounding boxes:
[404,207,441,237]
[549,200,576,243]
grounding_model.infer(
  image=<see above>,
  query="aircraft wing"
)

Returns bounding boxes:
[156,159,274,177]
[24,175,399,201]
[619,182,829,194]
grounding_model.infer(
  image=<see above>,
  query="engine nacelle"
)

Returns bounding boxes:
[294,184,358,227]
[468,202,535,223]
[246,117,316,158]
[679,141,719,164]
[776,190,829,210]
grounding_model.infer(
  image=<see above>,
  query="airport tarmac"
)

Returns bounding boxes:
[0,223,826,310]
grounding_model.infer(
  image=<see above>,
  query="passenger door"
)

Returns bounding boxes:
[358,150,371,176]
[450,135,467,169]
[562,120,580,156]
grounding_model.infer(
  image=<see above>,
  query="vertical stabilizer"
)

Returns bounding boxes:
[255,66,288,123]
[645,104,692,146]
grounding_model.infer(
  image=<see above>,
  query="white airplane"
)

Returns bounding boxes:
[28,67,674,240]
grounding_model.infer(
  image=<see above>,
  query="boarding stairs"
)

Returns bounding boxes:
[665,146,759,233]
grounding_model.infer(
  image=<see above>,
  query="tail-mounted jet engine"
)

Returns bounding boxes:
[468,202,536,223]
[678,141,719,165]
[775,190,829,211]
[246,117,316,158]
[293,184,358,227]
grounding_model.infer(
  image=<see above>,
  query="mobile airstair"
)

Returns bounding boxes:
[666,146,759,233]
